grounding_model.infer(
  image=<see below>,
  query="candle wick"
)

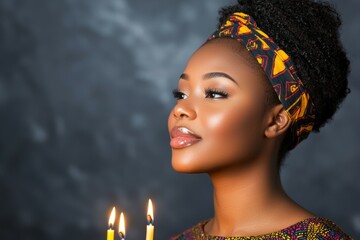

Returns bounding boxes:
[109,223,114,230]
[118,231,125,239]
[147,214,153,224]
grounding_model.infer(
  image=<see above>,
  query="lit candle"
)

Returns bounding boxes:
[146,199,154,240]
[107,207,116,240]
[118,212,126,240]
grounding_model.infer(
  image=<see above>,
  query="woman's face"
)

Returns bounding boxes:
[168,38,273,173]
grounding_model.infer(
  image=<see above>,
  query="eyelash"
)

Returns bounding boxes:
[172,88,229,99]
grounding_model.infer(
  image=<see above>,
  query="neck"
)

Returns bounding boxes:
[206,152,295,236]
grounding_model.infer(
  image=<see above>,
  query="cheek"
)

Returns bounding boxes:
[201,99,264,163]
[205,108,256,145]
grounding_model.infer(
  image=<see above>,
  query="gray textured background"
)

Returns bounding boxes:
[0,0,359,239]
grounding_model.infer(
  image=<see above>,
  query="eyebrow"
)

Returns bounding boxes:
[180,72,238,86]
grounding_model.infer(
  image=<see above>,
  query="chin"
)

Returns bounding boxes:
[171,154,205,174]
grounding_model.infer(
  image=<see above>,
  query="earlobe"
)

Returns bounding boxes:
[264,106,291,139]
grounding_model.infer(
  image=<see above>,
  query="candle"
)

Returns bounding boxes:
[145,199,154,240]
[118,212,126,240]
[107,207,116,240]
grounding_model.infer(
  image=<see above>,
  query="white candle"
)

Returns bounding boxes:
[145,199,154,240]
[118,212,126,240]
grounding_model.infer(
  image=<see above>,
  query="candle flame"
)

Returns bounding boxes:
[118,212,126,237]
[147,198,154,224]
[108,207,116,228]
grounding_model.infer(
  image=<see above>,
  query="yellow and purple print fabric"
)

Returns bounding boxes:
[170,216,354,239]
[206,12,316,150]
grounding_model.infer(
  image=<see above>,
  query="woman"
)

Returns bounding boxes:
[168,0,353,239]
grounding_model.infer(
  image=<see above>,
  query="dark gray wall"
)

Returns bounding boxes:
[0,0,359,239]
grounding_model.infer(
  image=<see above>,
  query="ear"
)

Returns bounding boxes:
[264,104,292,139]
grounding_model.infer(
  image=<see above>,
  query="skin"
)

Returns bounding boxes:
[167,38,315,237]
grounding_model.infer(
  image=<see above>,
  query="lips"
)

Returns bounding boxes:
[170,126,202,149]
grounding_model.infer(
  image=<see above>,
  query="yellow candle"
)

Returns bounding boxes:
[146,199,154,240]
[118,212,126,240]
[107,207,116,240]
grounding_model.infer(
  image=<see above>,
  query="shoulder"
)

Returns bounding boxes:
[169,220,208,240]
[286,216,354,240]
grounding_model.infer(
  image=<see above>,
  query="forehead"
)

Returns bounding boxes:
[183,38,265,82]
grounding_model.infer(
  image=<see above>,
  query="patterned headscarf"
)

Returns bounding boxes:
[205,12,315,150]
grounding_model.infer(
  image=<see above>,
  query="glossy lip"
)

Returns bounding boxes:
[170,126,202,139]
[170,126,202,149]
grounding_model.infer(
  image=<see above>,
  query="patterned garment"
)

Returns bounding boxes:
[206,12,316,150]
[170,216,353,240]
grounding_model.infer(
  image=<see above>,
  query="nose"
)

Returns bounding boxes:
[172,101,197,120]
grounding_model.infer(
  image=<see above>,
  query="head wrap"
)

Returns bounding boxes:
[205,12,315,150]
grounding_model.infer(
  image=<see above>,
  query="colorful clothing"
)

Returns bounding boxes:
[170,216,353,239]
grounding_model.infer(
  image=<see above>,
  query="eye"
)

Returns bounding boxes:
[205,88,229,99]
[172,88,187,100]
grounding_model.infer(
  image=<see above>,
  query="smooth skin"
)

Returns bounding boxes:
[168,38,315,237]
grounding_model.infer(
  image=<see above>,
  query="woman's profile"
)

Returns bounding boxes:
[168,0,353,239]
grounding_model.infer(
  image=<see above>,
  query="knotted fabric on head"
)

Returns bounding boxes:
[205,12,315,150]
